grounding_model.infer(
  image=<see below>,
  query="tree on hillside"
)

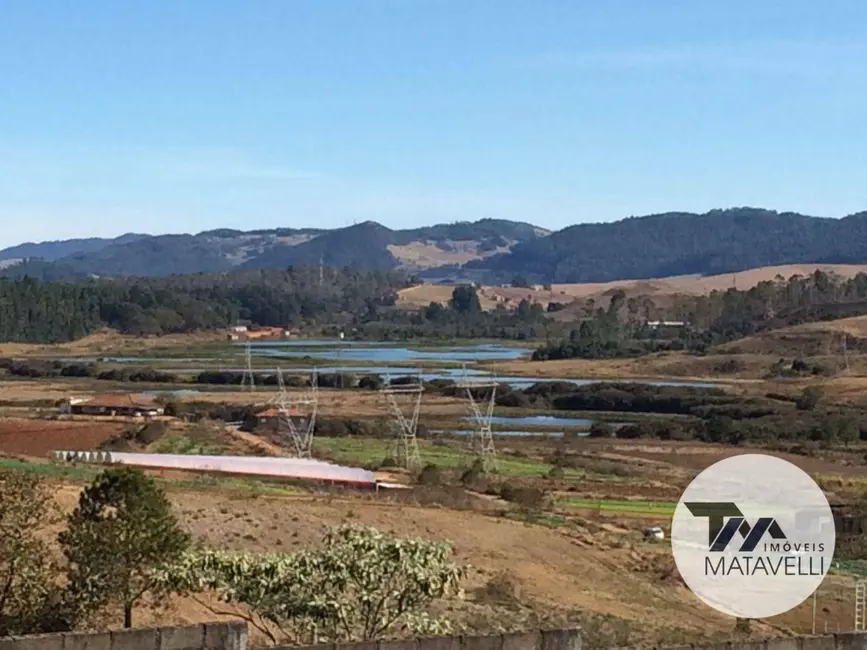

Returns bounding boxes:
[449,285,481,314]
[511,274,531,289]
[59,467,189,628]
[163,524,464,645]
[0,471,70,635]
[796,386,824,411]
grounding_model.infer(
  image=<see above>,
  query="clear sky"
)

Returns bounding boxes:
[1,1,866,247]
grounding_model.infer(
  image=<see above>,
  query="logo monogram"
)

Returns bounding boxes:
[685,501,787,552]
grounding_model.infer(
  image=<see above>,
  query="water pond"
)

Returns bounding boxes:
[463,414,631,428]
[430,429,574,438]
[160,364,715,389]
[243,342,531,363]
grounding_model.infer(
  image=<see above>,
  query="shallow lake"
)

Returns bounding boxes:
[463,414,632,428]
[141,389,201,397]
[430,428,573,438]
[243,342,531,363]
[159,364,715,389]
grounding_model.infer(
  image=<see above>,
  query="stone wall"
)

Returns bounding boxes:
[0,623,247,650]
[659,632,867,650]
[3,623,867,650]
[283,628,582,650]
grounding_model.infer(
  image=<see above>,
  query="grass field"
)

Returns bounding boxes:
[562,497,677,515]
[0,456,303,497]
[312,436,584,477]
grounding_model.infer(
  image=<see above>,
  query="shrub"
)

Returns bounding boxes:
[587,422,614,438]
[358,375,383,390]
[416,464,443,486]
[499,484,549,510]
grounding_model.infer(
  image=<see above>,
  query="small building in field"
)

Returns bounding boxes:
[62,394,164,418]
[245,327,287,340]
[646,321,686,328]
[255,407,301,427]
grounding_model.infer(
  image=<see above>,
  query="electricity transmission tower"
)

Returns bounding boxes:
[268,368,319,458]
[841,332,850,374]
[380,371,424,470]
[240,343,256,391]
[856,580,866,631]
[456,364,498,473]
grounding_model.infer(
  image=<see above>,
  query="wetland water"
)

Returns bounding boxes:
[464,414,631,428]
[245,341,531,362]
[57,340,718,389]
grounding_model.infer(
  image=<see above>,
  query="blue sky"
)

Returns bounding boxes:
[1,1,866,247]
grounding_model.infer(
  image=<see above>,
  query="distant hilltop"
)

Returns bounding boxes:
[4,208,867,283]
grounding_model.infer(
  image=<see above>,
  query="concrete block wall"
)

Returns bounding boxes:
[3,623,867,650]
[286,628,581,650]
[659,632,867,650]
[0,623,247,650]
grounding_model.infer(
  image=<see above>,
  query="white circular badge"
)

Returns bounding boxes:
[671,454,835,619]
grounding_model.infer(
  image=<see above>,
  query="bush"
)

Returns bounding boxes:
[416,464,443,486]
[358,375,383,390]
[796,386,823,411]
[460,459,488,491]
[318,373,357,389]
[712,358,745,374]
[587,422,614,438]
[499,484,550,510]
[547,466,565,479]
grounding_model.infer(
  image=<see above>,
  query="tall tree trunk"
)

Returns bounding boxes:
[124,603,133,628]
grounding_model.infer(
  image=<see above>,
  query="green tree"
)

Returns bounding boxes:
[449,285,481,314]
[163,524,464,645]
[587,422,614,438]
[796,386,824,411]
[0,471,69,635]
[59,467,189,628]
[835,415,859,448]
[510,275,531,288]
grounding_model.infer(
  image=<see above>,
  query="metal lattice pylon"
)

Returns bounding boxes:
[380,371,424,470]
[456,364,498,473]
[240,343,256,392]
[856,580,866,630]
[269,368,318,458]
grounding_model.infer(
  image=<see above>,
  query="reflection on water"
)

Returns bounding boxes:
[156,364,714,389]
[429,429,574,438]
[466,415,593,427]
[47,339,718,390]
[247,343,531,362]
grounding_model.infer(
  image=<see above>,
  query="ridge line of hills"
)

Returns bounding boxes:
[4,207,867,283]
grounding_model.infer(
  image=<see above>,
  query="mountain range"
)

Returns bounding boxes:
[4,208,867,283]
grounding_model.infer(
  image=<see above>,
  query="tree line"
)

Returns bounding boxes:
[0,267,408,342]
[534,270,867,360]
[495,380,867,447]
[1,466,462,644]
[0,271,554,343]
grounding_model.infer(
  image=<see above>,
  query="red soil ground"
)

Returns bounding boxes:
[0,418,126,458]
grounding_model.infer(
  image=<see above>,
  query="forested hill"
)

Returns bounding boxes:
[0,218,546,279]
[461,208,867,283]
[7,209,867,282]
[0,268,557,344]
[0,267,411,343]
[0,233,147,263]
